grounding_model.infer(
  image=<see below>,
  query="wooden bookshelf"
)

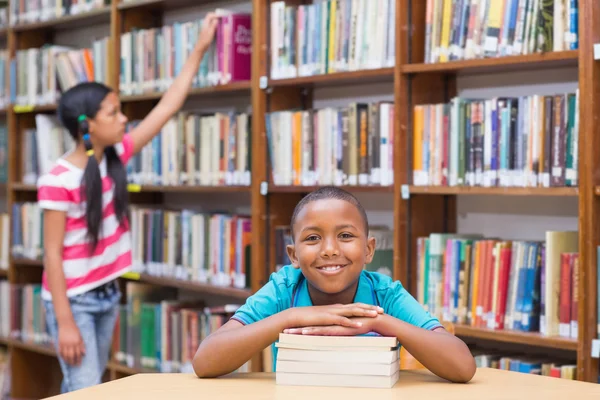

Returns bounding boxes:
[402,50,579,74]
[268,185,395,194]
[408,186,579,197]
[119,81,252,102]
[11,6,112,32]
[454,325,578,352]
[122,273,252,300]
[2,0,599,397]
[267,67,394,88]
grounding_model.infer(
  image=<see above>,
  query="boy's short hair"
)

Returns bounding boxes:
[290,186,369,239]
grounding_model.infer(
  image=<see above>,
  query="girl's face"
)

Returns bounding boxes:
[88,92,128,147]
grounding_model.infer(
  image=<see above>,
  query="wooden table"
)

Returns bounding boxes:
[46,369,600,399]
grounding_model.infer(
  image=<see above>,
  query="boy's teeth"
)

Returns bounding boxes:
[321,266,341,271]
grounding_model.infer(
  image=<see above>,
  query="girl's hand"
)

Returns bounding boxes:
[196,12,219,52]
[285,303,383,330]
[283,316,380,336]
[58,320,86,366]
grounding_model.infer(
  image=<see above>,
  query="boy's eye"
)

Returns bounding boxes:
[304,235,319,241]
[339,232,354,239]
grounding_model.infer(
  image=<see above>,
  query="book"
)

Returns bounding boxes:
[275,333,400,388]
[416,231,579,339]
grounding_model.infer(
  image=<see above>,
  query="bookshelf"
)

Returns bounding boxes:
[0,0,598,398]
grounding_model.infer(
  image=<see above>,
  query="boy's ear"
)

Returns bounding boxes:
[286,244,300,269]
[365,236,376,264]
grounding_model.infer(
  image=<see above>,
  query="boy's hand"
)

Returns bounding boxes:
[285,303,383,330]
[283,316,379,336]
[196,12,219,52]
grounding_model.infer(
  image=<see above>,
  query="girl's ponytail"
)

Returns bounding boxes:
[79,115,105,252]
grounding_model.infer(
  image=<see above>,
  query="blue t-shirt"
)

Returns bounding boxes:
[231,265,442,369]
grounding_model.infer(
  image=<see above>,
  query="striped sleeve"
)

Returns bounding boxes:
[37,172,72,212]
[115,134,134,165]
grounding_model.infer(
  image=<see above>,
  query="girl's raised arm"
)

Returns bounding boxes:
[128,12,219,155]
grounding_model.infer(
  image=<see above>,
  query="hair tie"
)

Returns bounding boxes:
[79,115,93,156]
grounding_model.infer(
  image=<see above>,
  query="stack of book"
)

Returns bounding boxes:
[275,333,400,388]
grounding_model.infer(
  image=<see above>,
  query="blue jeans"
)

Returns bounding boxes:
[43,280,121,393]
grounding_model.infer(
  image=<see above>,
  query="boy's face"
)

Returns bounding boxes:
[286,199,376,296]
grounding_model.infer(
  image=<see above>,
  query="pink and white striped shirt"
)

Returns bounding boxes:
[37,134,134,300]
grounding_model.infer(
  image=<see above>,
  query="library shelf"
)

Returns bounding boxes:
[268,185,395,194]
[11,258,43,267]
[119,81,251,102]
[6,338,56,357]
[122,273,252,300]
[454,324,578,351]
[12,104,57,114]
[126,184,251,194]
[117,0,218,10]
[11,183,36,192]
[267,67,394,88]
[408,186,579,197]
[401,50,579,74]
[108,362,155,375]
[11,6,112,32]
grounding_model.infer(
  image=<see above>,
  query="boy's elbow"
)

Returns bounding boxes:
[454,357,476,383]
[192,355,214,379]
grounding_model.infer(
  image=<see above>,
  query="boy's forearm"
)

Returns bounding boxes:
[375,314,476,383]
[193,310,292,378]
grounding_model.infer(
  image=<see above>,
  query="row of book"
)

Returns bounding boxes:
[274,224,394,277]
[0,213,10,273]
[12,39,111,108]
[270,0,395,80]
[424,0,579,64]
[129,206,251,290]
[412,92,579,188]
[0,123,7,183]
[0,281,51,346]
[21,114,74,186]
[416,231,578,339]
[9,0,108,26]
[11,203,43,263]
[474,352,576,379]
[265,102,394,187]
[0,51,9,109]
[126,111,252,188]
[120,12,251,96]
[112,281,249,373]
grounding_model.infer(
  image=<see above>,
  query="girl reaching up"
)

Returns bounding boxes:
[37,12,219,394]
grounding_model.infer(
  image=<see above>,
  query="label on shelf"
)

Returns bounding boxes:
[591,339,600,358]
[13,105,35,113]
[594,44,600,60]
[127,183,142,192]
[121,271,140,280]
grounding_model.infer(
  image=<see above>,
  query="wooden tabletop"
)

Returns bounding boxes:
[46,369,600,399]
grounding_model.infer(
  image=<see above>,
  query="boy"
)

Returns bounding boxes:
[192,187,476,383]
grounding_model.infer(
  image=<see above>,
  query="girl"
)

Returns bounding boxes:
[37,13,219,393]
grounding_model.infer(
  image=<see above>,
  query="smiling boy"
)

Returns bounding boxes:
[192,186,476,383]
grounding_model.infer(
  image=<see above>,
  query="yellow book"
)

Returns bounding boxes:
[439,0,452,62]
[328,0,337,73]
